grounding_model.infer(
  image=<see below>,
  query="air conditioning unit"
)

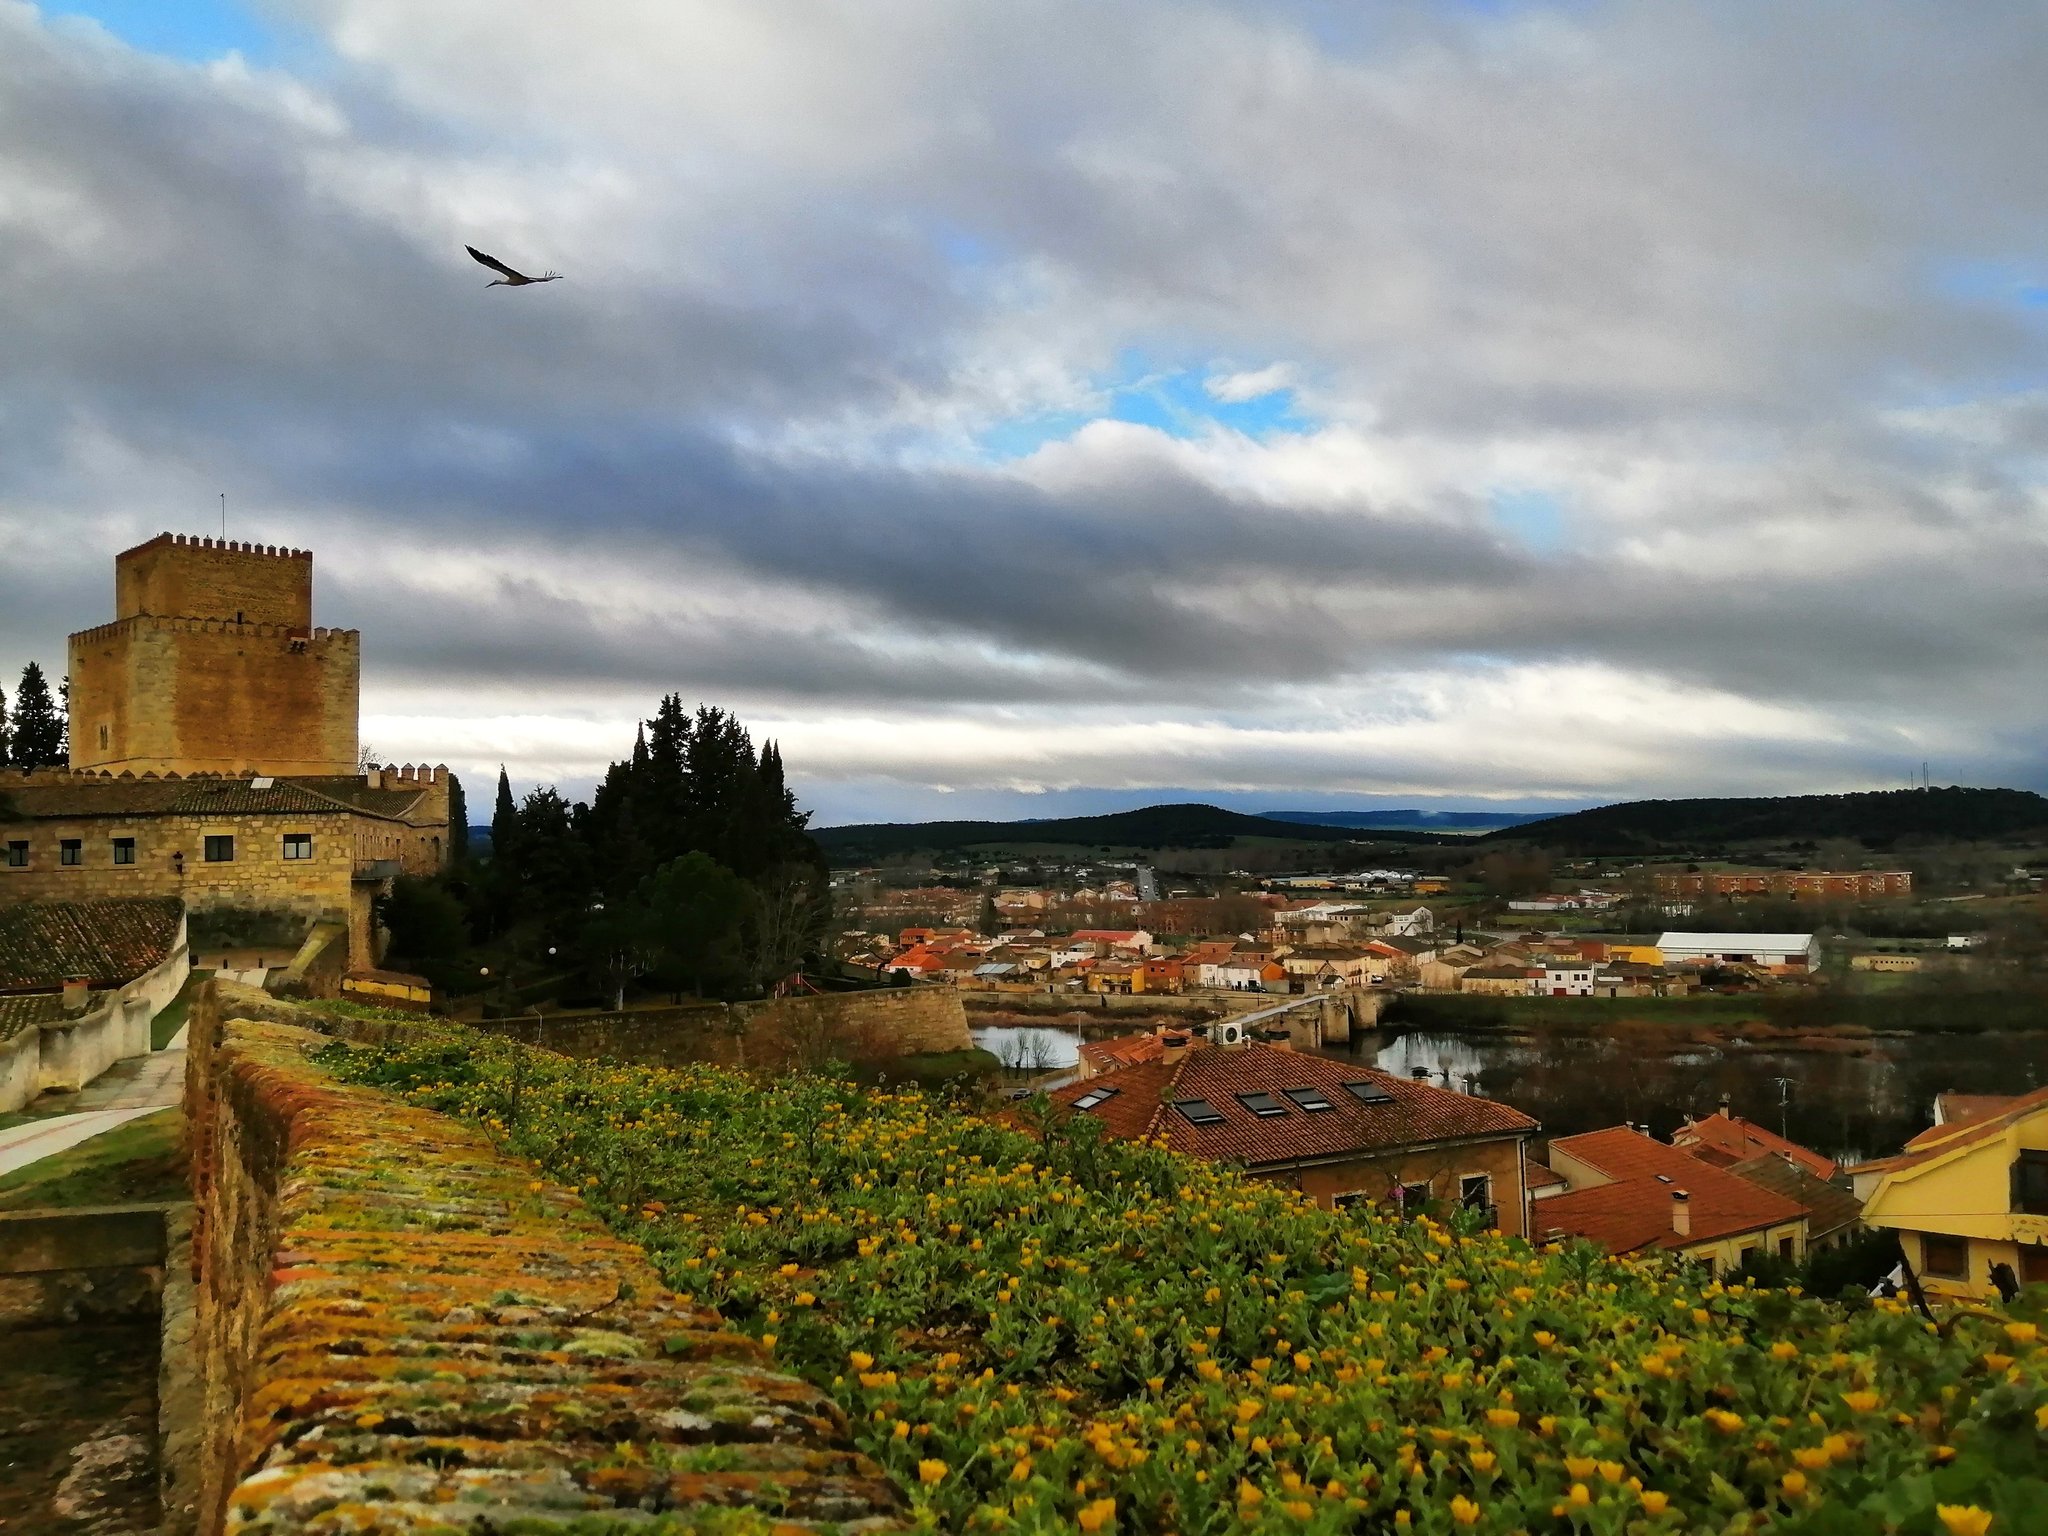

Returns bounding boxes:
[1215,1020,1246,1046]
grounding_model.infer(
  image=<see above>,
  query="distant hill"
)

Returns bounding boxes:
[813,802,1455,862]
[1264,808,1552,833]
[1491,786,2048,852]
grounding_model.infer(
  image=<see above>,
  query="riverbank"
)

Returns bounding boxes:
[1382,986,2048,1034]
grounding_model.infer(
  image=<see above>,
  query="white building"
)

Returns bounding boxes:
[1657,932,1819,970]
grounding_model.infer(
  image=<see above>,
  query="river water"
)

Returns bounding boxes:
[1341,1026,2048,1164]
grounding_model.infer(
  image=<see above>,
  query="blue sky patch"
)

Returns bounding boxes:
[47,0,289,63]
[975,356,1315,461]
[1491,487,1569,554]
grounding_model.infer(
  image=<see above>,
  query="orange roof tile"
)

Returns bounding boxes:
[1851,1083,2048,1177]
[1050,1043,1535,1169]
[1540,1127,1809,1252]
[1672,1109,1836,1179]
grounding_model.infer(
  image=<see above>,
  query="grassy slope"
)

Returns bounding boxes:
[326,1027,2048,1535]
[0,1107,185,1210]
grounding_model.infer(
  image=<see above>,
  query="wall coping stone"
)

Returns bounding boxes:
[188,982,903,1533]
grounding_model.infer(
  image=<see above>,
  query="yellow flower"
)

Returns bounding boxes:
[1705,1409,1744,1434]
[1450,1494,1481,1525]
[1486,1408,1520,1428]
[1641,1490,1670,1515]
[794,1291,816,1306]
[918,1460,947,1485]
[1237,1399,1264,1423]
[1782,1471,1807,1496]
[1565,1456,1596,1481]
[1841,1390,1881,1413]
[1238,1480,1264,1507]
[849,1350,874,1371]
[1936,1507,1994,1536]
[2003,1320,2038,1345]
[1770,1340,1799,1360]
[1471,1450,1497,1473]
[1792,1446,1832,1470]
[1568,1482,1591,1507]
[1076,1497,1117,1531]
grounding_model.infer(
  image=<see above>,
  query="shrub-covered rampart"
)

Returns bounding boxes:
[324,1021,2048,1535]
[184,983,901,1534]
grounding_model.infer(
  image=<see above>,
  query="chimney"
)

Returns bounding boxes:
[1671,1189,1691,1238]
[1717,1093,1732,1117]
[62,976,91,1015]
[1412,1066,1432,1081]
[1159,1030,1190,1065]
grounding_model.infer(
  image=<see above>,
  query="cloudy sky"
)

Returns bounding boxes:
[4,1,2047,825]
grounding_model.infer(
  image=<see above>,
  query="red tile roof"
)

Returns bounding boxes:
[1905,1092,2021,1148]
[1540,1127,1809,1253]
[1672,1109,1837,1179]
[1078,1033,1185,1075]
[1725,1155,1863,1240]
[0,897,184,992]
[1049,1043,1535,1168]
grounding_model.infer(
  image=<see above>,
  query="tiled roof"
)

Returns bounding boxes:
[1078,1033,1175,1074]
[0,896,184,991]
[0,989,109,1042]
[5,775,423,822]
[1672,1109,1837,1179]
[1539,1127,1809,1252]
[1525,1159,1567,1189]
[1726,1154,1863,1239]
[1049,1043,1535,1169]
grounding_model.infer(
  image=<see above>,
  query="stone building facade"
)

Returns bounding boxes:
[68,533,359,778]
[0,766,453,968]
[0,533,455,972]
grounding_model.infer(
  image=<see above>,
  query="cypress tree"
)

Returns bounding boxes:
[0,677,10,766]
[10,663,63,767]
[491,766,518,860]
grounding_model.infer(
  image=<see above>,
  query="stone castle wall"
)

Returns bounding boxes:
[183,982,902,1534]
[70,533,358,777]
[69,618,359,777]
[116,534,314,629]
[469,986,975,1072]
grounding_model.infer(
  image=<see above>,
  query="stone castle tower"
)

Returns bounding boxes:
[67,533,360,777]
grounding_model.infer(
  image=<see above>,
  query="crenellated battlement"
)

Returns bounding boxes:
[363,762,453,788]
[69,614,360,646]
[118,531,312,562]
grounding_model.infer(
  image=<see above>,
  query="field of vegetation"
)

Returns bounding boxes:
[324,1027,2048,1535]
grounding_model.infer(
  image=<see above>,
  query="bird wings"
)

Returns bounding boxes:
[466,245,529,281]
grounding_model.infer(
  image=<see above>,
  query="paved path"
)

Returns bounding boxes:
[0,1046,186,1179]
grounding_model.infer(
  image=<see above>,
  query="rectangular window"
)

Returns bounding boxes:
[1460,1174,1492,1209]
[112,837,135,866]
[1397,1180,1432,1212]
[203,835,235,864]
[4,840,26,869]
[1778,1237,1796,1262]
[2023,1247,2048,1287]
[1235,1091,1290,1118]
[59,839,82,867]
[1922,1234,1969,1279]
[1283,1086,1335,1112]
[282,833,314,861]
[2013,1150,2048,1216]
[1173,1098,1225,1127]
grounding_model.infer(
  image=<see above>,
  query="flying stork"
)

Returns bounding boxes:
[465,245,564,287]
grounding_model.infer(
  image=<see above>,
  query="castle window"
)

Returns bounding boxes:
[282,833,314,861]
[97,724,110,750]
[5,840,27,869]
[112,837,136,866]
[204,835,236,863]
[60,839,82,867]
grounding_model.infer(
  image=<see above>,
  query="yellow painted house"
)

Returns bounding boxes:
[1603,942,1663,965]
[1851,1086,2048,1299]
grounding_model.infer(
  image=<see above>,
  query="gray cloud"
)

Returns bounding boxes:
[5,0,2048,817]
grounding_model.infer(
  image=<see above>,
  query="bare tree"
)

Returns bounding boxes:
[748,861,830,996]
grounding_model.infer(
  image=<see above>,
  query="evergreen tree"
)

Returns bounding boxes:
[57,674,69,761]
[445,772,470,865]
[491,767,518,861]
[10,663,63,767]
[0,676,10,766]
